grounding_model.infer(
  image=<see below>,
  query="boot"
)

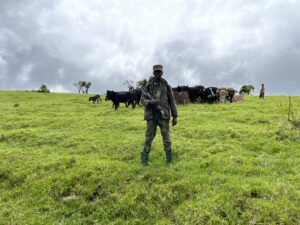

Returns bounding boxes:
[165,150,173,166]
[141,152,149,166]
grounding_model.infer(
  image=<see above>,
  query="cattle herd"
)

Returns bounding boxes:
[90,85,244,110]
[173,85,244,104]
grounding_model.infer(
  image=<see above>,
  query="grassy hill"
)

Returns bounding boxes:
[0,91,299,224]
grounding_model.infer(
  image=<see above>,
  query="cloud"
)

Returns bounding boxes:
[0,0,299,95]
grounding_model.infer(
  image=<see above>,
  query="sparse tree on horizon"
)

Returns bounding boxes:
[123,80,134,91]
[85,81,91,93]
[74,81,91,93]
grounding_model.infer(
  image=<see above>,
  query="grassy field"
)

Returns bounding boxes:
[0,91,299,225]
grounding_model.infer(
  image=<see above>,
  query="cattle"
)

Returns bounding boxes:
[188,85,205,103]
[105,90,136,110]
[219,89,228,103]
[226,88,236,103]
[233,94,244,102]
[131,89,142,106]
[203,87,219,104]
[173,85,189,93]
[172,87,178,92]
[188,85,206,103]
[218,88,236,103]
[174,85,205,103]
[173,91,190,105]
[199,87,207,103]
[89,94,102,104]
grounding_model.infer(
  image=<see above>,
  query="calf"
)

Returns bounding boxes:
[89,95,102,104]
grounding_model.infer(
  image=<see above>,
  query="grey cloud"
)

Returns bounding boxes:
[0,0,300,95]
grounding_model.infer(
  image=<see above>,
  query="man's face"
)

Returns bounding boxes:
[153,70,163,81]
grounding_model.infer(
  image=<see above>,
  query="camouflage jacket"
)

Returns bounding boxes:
[141,77,178,120]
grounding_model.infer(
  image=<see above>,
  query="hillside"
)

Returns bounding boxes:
[0,91,299,224]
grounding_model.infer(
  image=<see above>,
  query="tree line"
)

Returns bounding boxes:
[32,81,255,95]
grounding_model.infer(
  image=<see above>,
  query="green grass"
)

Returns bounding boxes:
[0,91,299,225]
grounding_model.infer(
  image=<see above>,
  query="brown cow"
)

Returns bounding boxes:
[233,94,244,102]
[173,91,190,105]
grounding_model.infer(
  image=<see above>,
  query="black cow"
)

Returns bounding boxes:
[199,88,207,103]
[89,94,102,104]
[226,88,236,103]
[105,90,136,110]
[172,87,178,92]
[187,85,205,103]
[176,85,189,92]
[173,85,205,103]
[131,89,142,106]
[204,87,219,104]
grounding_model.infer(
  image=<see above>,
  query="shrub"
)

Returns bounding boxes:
[38,84,50,93]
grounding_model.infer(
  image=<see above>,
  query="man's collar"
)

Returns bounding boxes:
[154,80,162,85]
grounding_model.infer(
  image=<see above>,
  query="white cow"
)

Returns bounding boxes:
[219,89,228,103]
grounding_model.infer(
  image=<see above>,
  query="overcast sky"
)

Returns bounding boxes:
[0,0,300,95]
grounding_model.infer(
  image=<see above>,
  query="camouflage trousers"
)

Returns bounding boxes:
[143,119,171,153]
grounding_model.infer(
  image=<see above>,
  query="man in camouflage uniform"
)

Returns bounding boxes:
[140,65,178,166]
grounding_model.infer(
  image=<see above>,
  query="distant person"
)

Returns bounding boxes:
[140,65,178,166]
[259,84,265,99]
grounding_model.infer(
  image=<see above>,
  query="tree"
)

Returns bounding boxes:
[38,84,50,93]
[136,79,147,88]
[239,85,255,95]
[74,81,91,93]
[74,81,85,93]
[123,80,134,91]
[85,81,91,94]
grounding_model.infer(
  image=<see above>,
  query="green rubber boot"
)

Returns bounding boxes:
[141,152,149,166]
[165,150,173,166]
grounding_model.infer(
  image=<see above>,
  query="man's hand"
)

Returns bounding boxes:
[172,117,177,126]
[149,99,161,106]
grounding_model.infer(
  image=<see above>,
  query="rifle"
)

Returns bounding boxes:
[141,88,165,117]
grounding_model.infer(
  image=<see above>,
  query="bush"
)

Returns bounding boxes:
[38,84,50,93]
[239,85,254,95]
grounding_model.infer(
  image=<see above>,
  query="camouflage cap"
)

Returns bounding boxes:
[153,64,163,71]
